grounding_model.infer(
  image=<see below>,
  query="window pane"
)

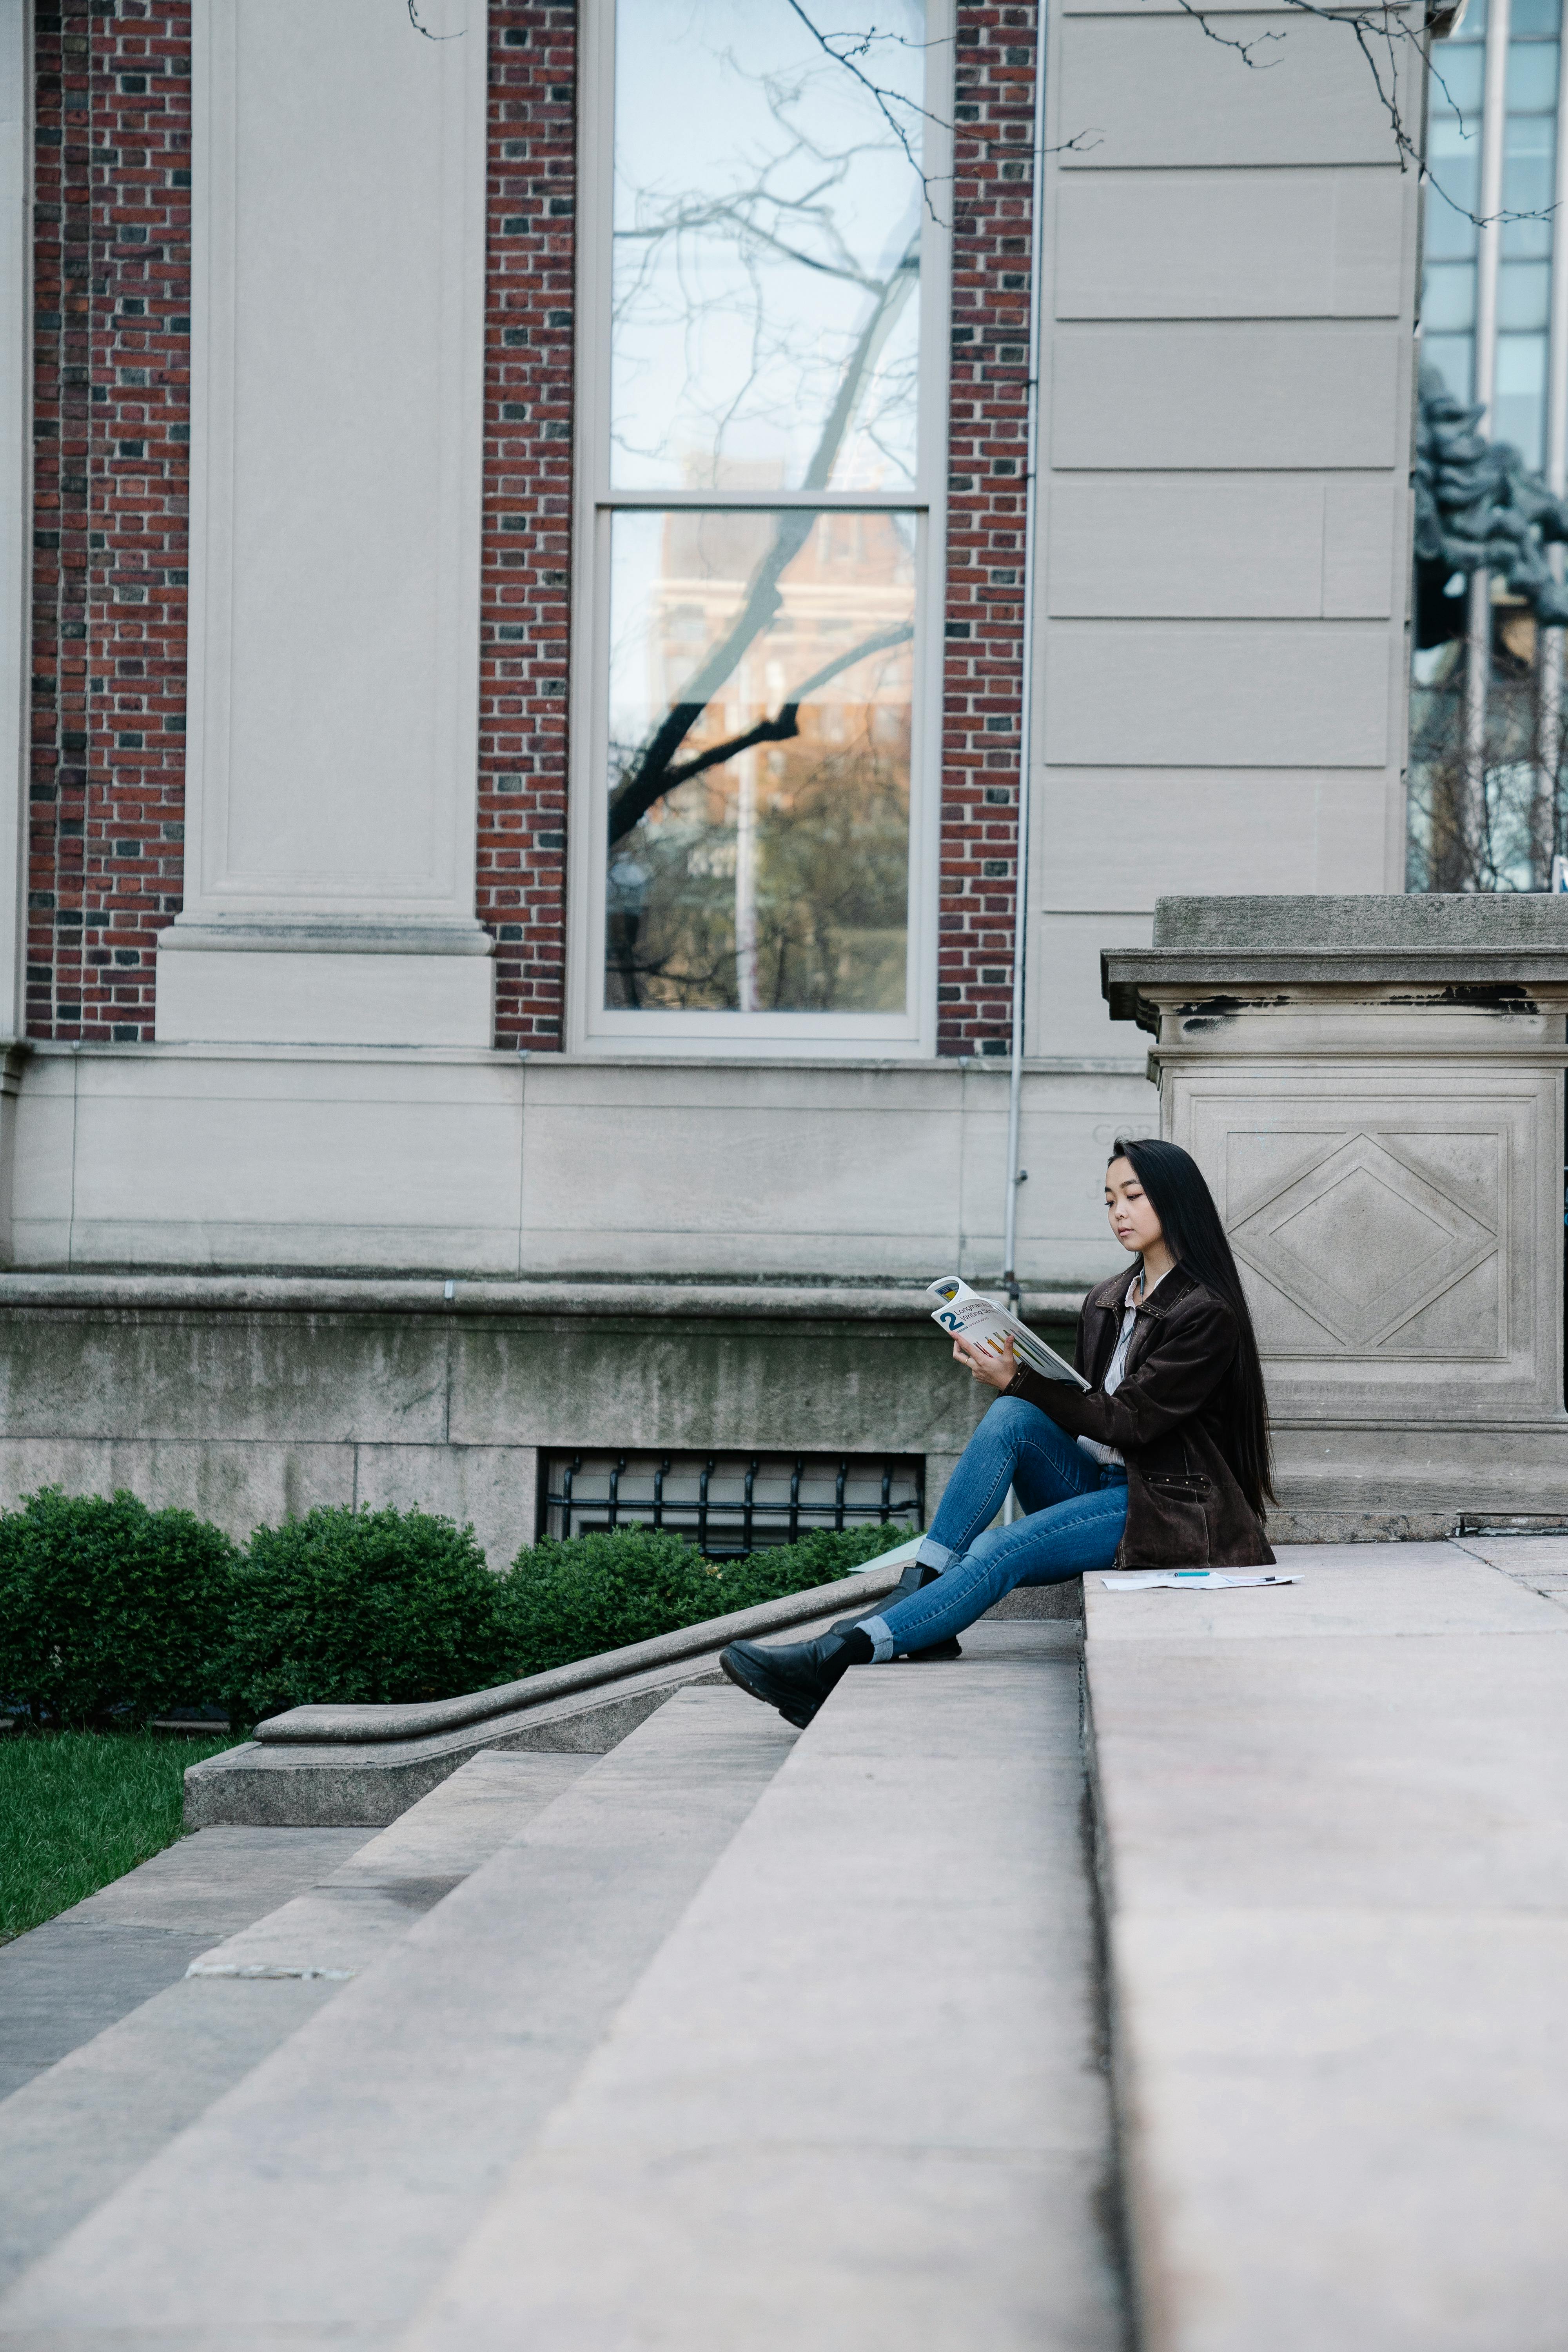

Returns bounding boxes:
[1506,38,1559,107]
[1425,136,1481,249]
[1424,260,1478,329]
[1432,42,1486,112]
[1501,115,1556,254]
[605,510,916,1013]
[1423,331,1475,406]
[610,0,926,493]
[1425,192,1479,261]
[1512,0,1559,33]
[1495,331,1548,465]
[1498,256,1551,325]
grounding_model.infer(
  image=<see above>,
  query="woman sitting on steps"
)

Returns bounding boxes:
[720,1135,1276,1731]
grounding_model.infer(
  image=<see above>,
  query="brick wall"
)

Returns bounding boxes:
[29,1,191,1045]
[478,1,577,1052]
[938,0,1036,1058]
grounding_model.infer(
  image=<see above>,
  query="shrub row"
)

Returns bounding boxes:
[0,1490,910,1731]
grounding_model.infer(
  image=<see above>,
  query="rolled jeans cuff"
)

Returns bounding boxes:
[915,1536,956,1573]
[857,1613,896,1664]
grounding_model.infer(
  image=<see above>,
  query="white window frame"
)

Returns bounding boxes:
[567,0,953,1058]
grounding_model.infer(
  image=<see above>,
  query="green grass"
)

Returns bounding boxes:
[0,1730,241,1944]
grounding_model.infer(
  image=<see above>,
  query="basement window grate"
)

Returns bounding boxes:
[540,1450,925,1555]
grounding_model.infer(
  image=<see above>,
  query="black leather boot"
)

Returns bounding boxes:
[719,1632,857,1729]
[831,1557,962,1662]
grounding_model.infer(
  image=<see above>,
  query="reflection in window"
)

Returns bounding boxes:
[1497,0,1559,467]
[589,0,939,1039]
[1410,0,1568,890]
[1422,0,1486,408]
[605,511,915,1011]
[611,0,924,493]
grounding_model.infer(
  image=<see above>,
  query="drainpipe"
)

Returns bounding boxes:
[1463,0,1511,866]
[1000,5,1051,1310]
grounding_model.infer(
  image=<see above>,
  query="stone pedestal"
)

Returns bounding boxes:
[1103,896,1568,1535]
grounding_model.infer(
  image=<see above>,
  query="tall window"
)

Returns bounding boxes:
[1422,4,1486,407]
[1411,0,1568,890]
[572,0,949,1050]
[1497,0,1557,468]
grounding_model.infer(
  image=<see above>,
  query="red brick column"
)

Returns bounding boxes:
[479,2,577,1052]
[28,1,191,1045]
[938,1,1036,1058]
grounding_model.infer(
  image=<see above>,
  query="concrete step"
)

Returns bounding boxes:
[0,1823,371,2103]
[1085,1538,1568,2351]
[0,1749,583,2299]
[0,1685,798,2348]
[184,1748,592,1981]
[403,1622,1125,2352]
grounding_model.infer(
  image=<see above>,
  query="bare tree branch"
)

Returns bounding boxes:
[1161,0,1553,231]
[608,623,914,845]
[608,220,920,843]
[407,1,463,36]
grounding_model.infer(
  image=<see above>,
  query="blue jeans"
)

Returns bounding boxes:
[859,1394,1128,1659]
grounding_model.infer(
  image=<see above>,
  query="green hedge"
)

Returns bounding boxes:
[0,1490,913,1730]
[0,1490,236,1730]
[225,1505,506,1723]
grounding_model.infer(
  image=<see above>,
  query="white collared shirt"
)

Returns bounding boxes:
[1076,1262,1169,1469]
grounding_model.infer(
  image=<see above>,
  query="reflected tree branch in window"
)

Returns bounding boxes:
[607,622,914,846]
[609,220,920,843]
[782,0,947,212]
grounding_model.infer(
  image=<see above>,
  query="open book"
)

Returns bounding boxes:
[925,1277,1089,1388]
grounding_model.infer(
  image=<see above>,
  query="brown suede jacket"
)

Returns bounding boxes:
[1005,1264,1275,1571]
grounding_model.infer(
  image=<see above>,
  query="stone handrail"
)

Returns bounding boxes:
[251,1540,922,1745]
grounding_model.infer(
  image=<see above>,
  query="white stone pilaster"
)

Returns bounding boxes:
[157,0,493,1047]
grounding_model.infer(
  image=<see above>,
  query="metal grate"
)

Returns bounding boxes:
[540,1450,925,1556]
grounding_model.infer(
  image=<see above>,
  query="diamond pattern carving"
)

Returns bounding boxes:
[1229,1132,1499,1351]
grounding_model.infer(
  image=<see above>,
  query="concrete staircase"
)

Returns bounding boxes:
[0,1623,1120,2351]
[7,1539,1568,2347]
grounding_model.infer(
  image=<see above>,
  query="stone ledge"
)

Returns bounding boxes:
[1152,892,1568,950]
[0,1273,1089,1324]
[1103,946,1568,1031]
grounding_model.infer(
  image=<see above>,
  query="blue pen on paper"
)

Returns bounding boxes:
[1101,1571,1297,1592]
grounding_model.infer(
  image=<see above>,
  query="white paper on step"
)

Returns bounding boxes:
[1099,1571,1297,1591]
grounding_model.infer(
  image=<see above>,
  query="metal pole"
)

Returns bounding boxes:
[1465,0,1512,875]
[1537,13,1568,881]
[1002,0,1051,1304]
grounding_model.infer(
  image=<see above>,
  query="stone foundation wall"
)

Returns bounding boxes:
[0,1276,1061,1568]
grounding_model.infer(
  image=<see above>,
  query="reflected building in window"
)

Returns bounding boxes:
[606,503,915,1016]
[1412,0,1568,887]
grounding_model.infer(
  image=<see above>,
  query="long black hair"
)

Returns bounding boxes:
[1109,1136,1276,1515]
